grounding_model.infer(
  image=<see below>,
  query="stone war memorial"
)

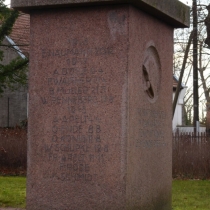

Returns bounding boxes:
[11,0,189,209]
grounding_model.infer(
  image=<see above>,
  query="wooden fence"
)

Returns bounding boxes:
[1,128,210,178]
[173,132,210,179]
[0,127,27,175]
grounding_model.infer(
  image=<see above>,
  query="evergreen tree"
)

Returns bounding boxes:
[0,0,28,95]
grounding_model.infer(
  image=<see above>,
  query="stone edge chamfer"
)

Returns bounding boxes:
[11,0,189,28]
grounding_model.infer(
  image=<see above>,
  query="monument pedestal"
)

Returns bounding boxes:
[12,1,189,209]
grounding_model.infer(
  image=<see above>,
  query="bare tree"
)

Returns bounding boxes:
[173,0,210,130]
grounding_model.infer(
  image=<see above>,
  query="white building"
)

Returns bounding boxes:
[172,75,187,131]
[172,75,206,133]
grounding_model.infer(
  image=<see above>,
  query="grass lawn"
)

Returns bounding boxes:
[0,176,26,208]
[172,180,210,210]
[0,177,210,209]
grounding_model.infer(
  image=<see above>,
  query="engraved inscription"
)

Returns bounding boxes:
[40,39,118,107]
[39,38,116,182]
[136,109,167,148]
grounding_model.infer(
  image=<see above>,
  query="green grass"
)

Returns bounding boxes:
[0,177,210,209]
[0,176,26,208]
[172,180,210,210]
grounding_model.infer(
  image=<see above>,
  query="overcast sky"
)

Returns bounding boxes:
[179,0,191,5]
[5,0,10,7]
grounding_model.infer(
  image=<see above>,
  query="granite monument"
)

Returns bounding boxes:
[11,0,189,209]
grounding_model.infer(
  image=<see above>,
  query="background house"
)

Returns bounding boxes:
[172,75,187,131]
[172,75,206,133]
[0,13,29,127]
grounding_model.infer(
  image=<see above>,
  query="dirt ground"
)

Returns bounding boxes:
[0,209,25,210]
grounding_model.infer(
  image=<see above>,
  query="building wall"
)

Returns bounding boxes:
[0,87,27,127]
[172,87,187,131]
[0,39,28,127]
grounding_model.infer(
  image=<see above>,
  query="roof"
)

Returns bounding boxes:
[173,75,187,91]
[8,12,30,57]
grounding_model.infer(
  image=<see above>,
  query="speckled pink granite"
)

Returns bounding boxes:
[26,5,173,210]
